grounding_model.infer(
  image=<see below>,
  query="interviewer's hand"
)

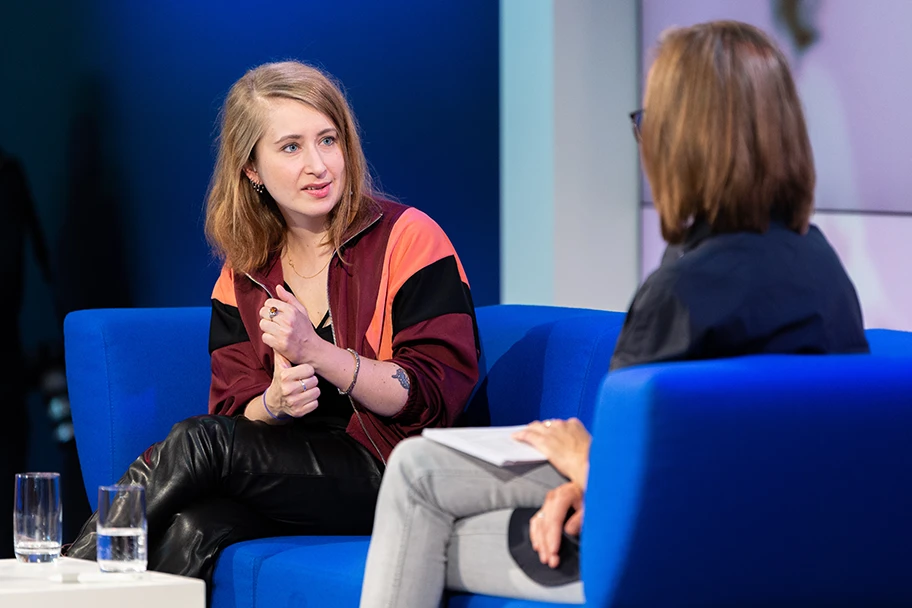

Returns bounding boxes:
[529,482,585,569]
[512,417,591,488]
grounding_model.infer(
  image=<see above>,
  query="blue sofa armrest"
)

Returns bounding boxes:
[865,327,912,356]
[583,352,912,607]
[470,305,625,427]
[64,307,212,509]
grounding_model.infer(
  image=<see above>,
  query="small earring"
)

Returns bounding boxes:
[249,178,265,194]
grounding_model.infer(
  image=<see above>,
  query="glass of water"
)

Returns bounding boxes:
[13,472,62,563]
[97,484,147,573]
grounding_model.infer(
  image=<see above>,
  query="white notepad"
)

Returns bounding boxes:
[422,425,548,466]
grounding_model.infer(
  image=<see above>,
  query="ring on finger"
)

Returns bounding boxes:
[544,420,553,428]
[300,378,308,390]
[268,306,279,319]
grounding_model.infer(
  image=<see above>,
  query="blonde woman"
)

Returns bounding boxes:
[67,61,479,589]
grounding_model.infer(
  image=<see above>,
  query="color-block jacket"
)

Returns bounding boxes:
[207,199,480,463]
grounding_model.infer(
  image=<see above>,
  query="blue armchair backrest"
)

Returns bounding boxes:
[65,307,212,509]
[467,304,625,427]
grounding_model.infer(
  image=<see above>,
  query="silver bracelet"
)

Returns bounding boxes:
[339,348,360,396]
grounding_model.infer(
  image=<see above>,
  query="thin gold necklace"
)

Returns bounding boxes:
[287,255,332,280]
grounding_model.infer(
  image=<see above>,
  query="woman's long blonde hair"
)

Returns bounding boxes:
[204,61,378,273]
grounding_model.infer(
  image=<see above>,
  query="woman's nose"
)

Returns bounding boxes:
[302,145,327,176]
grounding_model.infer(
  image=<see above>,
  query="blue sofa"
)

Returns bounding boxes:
[64,304,625,607]
[64,304,912,606]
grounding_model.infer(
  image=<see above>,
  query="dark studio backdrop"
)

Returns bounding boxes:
[0,0,500,551]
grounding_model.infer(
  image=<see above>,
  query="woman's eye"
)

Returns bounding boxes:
[320,136,336,146]
[282,143,299,153]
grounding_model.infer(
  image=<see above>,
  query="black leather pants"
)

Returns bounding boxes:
[66,415,384,590]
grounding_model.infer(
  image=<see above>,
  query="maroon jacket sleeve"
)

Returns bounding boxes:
[208,267,270,416]
[377,210,480,431]
[388,314,480,429]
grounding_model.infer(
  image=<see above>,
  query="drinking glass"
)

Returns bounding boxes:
[13,472,62,563]
[96,484,148,573]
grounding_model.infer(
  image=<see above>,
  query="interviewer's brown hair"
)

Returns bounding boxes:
[204,61,378,273]
[641,20,815,244]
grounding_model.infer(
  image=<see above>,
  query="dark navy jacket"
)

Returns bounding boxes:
[610,221,869,371]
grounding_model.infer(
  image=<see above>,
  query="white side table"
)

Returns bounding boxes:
[0,557,205,608]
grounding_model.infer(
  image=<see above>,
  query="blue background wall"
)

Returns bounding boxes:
[1,0,500,350]
[0,0,499,545]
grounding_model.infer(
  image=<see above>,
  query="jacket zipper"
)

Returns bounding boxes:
[327,275,387,467]
[329,212,387,466]
[244,273,274,299]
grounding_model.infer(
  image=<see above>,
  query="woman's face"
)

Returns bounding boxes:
[245,98,346,228]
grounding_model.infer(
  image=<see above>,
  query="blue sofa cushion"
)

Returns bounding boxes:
[212,536,372,607]
[212,537,581,608]
[447,593,577,607]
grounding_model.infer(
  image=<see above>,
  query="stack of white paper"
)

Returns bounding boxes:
[421,425,548,466]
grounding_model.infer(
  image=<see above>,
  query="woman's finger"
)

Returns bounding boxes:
[286,383,320,403]
[294,363,316,378]
[262,299,283,319]
[535,513,551,564]
[276,284,310,314]
[529,509,544,552]
[290,399,319,417]
[564,509,584,536]
[541,509,564,565]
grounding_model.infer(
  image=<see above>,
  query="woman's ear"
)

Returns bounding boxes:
[243,162,259,183]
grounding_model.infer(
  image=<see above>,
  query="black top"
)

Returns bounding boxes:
[307,310,354,427]
[610,221,870,371]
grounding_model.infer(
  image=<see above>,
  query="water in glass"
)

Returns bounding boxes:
[13,472,62,563]
[96,484,147,573]
[97,526,148,572]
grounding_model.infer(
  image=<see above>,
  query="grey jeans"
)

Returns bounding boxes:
[360,436,585,607]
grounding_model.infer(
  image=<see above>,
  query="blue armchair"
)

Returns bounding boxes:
[64,305,912,606]
[585,340,912,607]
